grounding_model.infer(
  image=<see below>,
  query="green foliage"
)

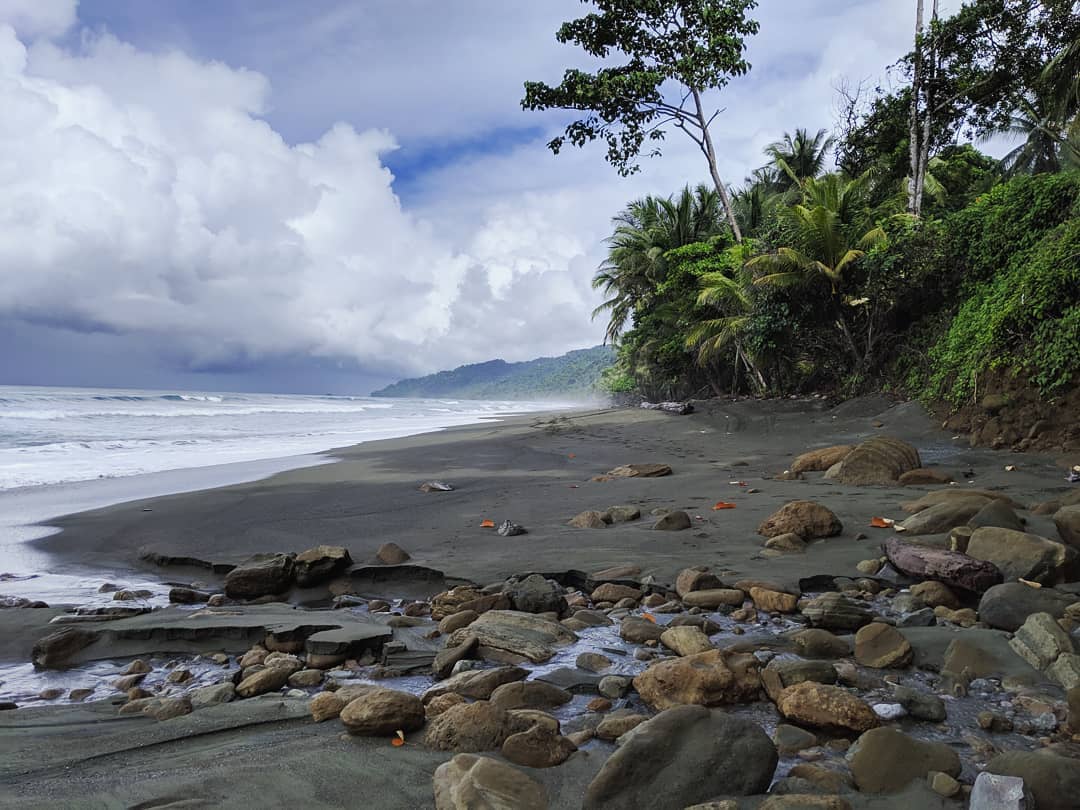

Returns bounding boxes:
[371,346,616,400]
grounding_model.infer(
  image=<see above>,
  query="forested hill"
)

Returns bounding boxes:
[370,346,615,400]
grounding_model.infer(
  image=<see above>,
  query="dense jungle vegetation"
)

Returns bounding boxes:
[527,0,1080,410]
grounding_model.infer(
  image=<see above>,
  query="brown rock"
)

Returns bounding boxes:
[236,666,290,698]
[376,542,411,565]
[619,616,665,643]
[293,545,351,586]
[489,681,572,712]
[765,533,807,553]
[432,754,548,810]
[833,437,920,485]
[775,682,878,733]
[791,445,853,474]
[1055,505,1080,548]
[310,691,345,722]
[433,634,479,680]
[659,625,714,657]
[595,712,648,741]
[439,609,479,634]
[653,511,692,531]
[424,700,510,752]
[847,727,961,793]
[606,463,672,478]
[899,468,953,485]
[682,589,745,609]
[633,649,761,711]
[758,501,842,540]
[750,587,798,614]
[423,666,529,703]
[854,623,913,668]
[590,583,641,603]
[340,687,425,736]
[500,724,576,768]
[675,567,723,598]
[426,692,468,718]
[909,581,960,609]
[569,511,607,529]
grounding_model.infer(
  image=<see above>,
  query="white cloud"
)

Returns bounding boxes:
[0,0,76,39]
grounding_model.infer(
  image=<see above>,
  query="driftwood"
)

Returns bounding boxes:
[640,401,694,415]
[883,536,1002,593]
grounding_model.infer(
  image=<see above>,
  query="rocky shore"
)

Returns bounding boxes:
[2,396,1080,809]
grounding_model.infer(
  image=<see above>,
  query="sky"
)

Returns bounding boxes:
[0,0,981,395]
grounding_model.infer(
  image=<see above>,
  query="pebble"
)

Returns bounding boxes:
[872,703,907,720]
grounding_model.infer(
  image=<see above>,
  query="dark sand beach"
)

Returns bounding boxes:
[2,397,1079,808]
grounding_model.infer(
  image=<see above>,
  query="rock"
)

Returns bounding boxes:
[375,542,410,565]
[500,724,576,768]
[576,652,612,673]
[751,587,798,613]
[891,685,946,722]
[236,666,290,697]
[801,592,873,632]
[761,659,837,702]
[595,711,648,741]
[587,697,612,712]
[433,634,478,679]
[1055,505,1080,547]
[758,798,851,810]
[682,589,746,609]
[910,580,960,609]
[223,553,294,599]
[605,505,641,523]
[287,668,324,688]
[847,727,960,793]
[432,586,488,620]
[1009,612,1074,670]
[423,666,529,703]
[767,533,808,553]
[606,463,672,478]
[758,501,842,540]
[985,751,1080,810]
[929,771,961,798]
[619,616,665,643]
[966,526,1079,584]
[981,583,1076,632]
[583,705,777,810]
[425,700,510,752]
[902,489,1024,513]
[497,521,527,537]
[293,545,351,586]
[884,537,1002,593]
[654,511,692,531]
[899,468,953,485]
[675,567,723,597]
[898,498,989,535]
[505,575,566,615]
[426,692,467,718]
[1047,653,1080,689]
[659,625,714,657]
[969,772,1030,810]
[591,583,641,603]
[775,682,878,733]
[31,627,97,669]
[432,753,548,810]
[123,657,152,675]
[310,691,345,722]
[419,480,454,492]
[185,682,235,709]
[632,649,760,711]
[792,445,853,474]
[774,724,819,754]
[854,622,913,669]
[489,681,571,712]
[598,675,631,699]
[340,687,424,736]
[969,499,1026,532]
[833,437,921,485]
[792,629,850,659]
[592,564,641,579]
[148,697,193,721]
[569,511,607,529]
[449,610,576,664]
[168,587,211,604]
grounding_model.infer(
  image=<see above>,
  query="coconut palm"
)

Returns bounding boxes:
[998,91,1072,176]
[764,128,837,190]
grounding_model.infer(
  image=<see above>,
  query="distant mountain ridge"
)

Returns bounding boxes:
[371,345,614,400]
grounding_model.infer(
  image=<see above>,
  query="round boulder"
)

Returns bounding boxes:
[340,687,425,736]
[757,501,842,540]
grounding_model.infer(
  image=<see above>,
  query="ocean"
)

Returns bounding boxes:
[0,385,559,490]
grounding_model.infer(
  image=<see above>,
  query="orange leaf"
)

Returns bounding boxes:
[391,737,405,747]
[568,453,576,459]
[480,519,495,528]
[641,613,657,623]
[870,516,893,528]
[712,502,737,510]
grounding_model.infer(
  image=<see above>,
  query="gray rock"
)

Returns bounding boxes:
[978,582,1077,631]
[1009,612,1074,670]
[188,682,236,709]
[497,521,527,537]
[892,685,946,722]
[583,705,777,810]
[970,772,1030,810]
[432,754,548,810]
[966,527,1079,585]
[847,727,960,793]
[969,500,1026,532]
[448,611,577,664]
[293,545,351,587]
[223,553,295,599]
[653,511,692,531]
[986,751,1080,810]
[598,675,632,700]
[801,592,873,631]
[504,575,565,615]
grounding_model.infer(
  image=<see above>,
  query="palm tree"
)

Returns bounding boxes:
[998,91,1073,177]
[749,193,886,367]
[592,185,723,342]
[764,128,837,190]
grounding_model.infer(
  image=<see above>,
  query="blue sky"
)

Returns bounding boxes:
[0,0,979,394]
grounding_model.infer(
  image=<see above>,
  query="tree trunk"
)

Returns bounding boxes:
[914,0,940,216]
[692,88,743,243]
[908,0,925,217]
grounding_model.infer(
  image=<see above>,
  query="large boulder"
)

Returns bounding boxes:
[791,445,853,474]
[675,567,723,598]
[449,611,577,663]
[833,437,920,486]
[31,627,97,669]
[619,616,665,643]
[775,682,878,733]
[883,537,1002,593]
[1009,612,1075,670]
[901,489,1023,514]
[985,752,1080,810]
[500,724,577,769]
[235,667,290,698]
[340,687,425,736]
[424,700,510,752]
[223,553,295,599]
[432,754,548,810]
[761,659,838,702]
[978,582,1076,631]
[758,501,842,540]
[504,575,566,615]
[965,526,1079,584]
[582,706,777,810]
[633,649,761,711]
[293,545,351,587]
[854,622,913,669]
[1055,505,1080,547]
[846,727,961,793]
[897,498,990,535]
[968,500,1025,532]
[489,681,572,712]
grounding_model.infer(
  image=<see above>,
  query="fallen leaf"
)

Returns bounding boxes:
[870,517,894,528]
[480,520,495,528]
[712,502,737,510]
[392,730,405,746]
[641,613,656,623]
[568,453,576,459]
[1018,578,1042,589]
